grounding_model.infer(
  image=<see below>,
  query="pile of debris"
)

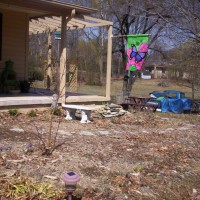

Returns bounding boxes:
[92,103,126,118]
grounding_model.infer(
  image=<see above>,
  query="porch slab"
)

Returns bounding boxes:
[0,94,109,107]
[0,96,54,106]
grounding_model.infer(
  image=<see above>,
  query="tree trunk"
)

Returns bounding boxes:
[192,80,195,100]
[117,57,121,78]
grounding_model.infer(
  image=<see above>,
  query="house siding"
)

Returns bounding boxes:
[0,8,28,80]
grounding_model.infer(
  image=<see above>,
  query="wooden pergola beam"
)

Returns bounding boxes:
[29,24,46,34]
[31,19,57,31]
[52,16,74,28]
[30,13,113,32]
[52,16,77,28]
[80,15,113,25]
[70,18,88,26]
[38,18,61,29]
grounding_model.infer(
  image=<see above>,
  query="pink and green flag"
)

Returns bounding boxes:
[126,34,149,71]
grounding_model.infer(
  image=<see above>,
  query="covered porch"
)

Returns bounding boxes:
[0,88,109,107]
[0,0,113,107]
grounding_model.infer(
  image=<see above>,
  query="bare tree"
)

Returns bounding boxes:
[168,41,200,99]
[104,0,171,71]
[165,0,200,98]
[169,0,200,43]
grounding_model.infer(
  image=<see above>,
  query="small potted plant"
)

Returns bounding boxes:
[9,81,21,95]
[20,80,31,93]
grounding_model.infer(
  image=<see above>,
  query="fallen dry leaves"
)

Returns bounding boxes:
[0,110,200,199]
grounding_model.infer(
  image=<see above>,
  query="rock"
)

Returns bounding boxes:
[58,130,72,136]
[94,103,126,118]
[10,128,24,133]
[109,103,122,108]
[126,149,132,151]
[0,156,5,166]
[140,186,156,198]
[43,175,58,180]
[98,131,111,135]
[80,131,95,136]
[4,170,17,177]
[192,188,197,195]
[17,164,22,169]
[51,158,61,163]
[7,159,26,163]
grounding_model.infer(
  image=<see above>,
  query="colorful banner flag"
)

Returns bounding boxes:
[126,34,149,71]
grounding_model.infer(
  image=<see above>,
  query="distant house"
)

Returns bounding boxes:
[141,71,151,79]
[145,51,170,79]
[0,0,113,107]
[145,64,168,79]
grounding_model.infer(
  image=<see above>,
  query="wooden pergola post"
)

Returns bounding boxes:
[59,10,75,104]
[45,30,52,89]
[59,15,67,103]
[106,25,113,99]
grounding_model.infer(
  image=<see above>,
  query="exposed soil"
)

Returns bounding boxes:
[0,110,200,199]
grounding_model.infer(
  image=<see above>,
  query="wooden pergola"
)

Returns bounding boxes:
[29,14,113,33]
[29,11,113,104]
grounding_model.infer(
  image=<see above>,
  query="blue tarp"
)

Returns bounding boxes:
[160,99,184,114]
[150,91,192,114]
[168,99,183,114]
[182,98,191,111]
[150,92,167,98]
[160,99,169,113]
[160,99,183,114]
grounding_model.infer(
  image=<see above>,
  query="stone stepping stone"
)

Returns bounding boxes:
[10,128,24,133]
[165,128,175,131]
[178,127,190,130]
[79,131,95,136]
[97,131,111,135]
[58,130,72,136]
[142,130,149,133]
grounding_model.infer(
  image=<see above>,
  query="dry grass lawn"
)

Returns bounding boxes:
[78,79,200,99]
[0,109,200,199]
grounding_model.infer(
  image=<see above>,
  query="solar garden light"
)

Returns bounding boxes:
[61,171,80,200]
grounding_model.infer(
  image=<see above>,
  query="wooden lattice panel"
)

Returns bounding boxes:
[69,63,78,93]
